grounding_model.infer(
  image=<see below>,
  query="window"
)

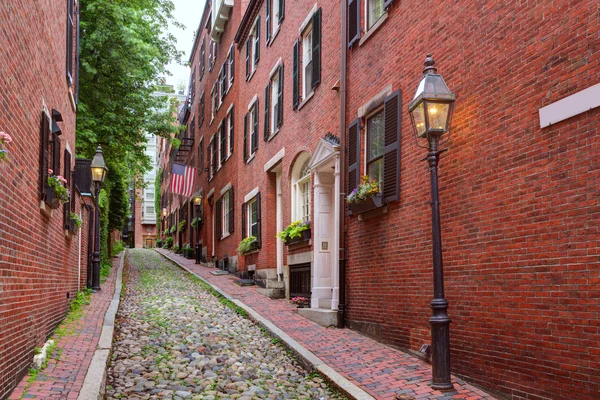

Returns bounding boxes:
[366,110,384,187]
[210,84,216,123]
[244,100,259,161]
[199,38,206,79]
[227,45,235,86]
[245,17,260,79]
[248,198,258,237]
[198,138,204,174]
[190,69,196,101]
[292,153,311,222]
[367,0,385,29]
[227,107,234,157]
[198,91,205,127]
[209,40,217,71]
[216,73,222,110]
[217,189,234,239]
[292,9,321,109]
[219,121,226,164]
[264,64,284,139]
[266,0,285,44]
[348,90,401,204]
[66,0,75,85]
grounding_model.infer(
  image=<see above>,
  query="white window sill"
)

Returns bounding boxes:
[267,127,280,141]
[221,232,231,240]
[298,90,315,111]
[246,68,256,82]
[210,117,214,126]
[246,153,256,164]
[268,25,281,47]
[359,12,388,47]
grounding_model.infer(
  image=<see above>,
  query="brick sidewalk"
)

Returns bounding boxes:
[157,249,496,400]
[9,258,119,400]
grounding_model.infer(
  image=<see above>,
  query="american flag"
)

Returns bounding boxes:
[170,163,195,197]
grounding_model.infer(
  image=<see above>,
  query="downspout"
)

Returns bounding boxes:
[337,0,348,328]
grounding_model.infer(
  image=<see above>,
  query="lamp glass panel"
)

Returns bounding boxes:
[91,167,104,183]
[426,102,450,131]
[412,102,427,137]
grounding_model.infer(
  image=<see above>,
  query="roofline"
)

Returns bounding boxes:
[233,0,261,47]
[188,0,212,64]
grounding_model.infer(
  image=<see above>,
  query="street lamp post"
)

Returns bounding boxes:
[192,194,202,264]
[408,54,456,390]
[90,146,108,292]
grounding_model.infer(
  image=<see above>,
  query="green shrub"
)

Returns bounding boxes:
[111,240,125,256]
[237,236,258,255]
[163,237,173,248]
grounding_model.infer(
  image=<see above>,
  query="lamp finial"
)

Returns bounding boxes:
[423,53,437,75]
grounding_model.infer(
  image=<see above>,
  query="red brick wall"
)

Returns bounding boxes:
[0,1,84,397]
[344,1,599,399]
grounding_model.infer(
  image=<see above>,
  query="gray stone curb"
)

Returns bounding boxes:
[78,252,125,400]
[156,250,375,400]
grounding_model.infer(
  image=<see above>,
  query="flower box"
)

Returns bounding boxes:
[348,193,384,215]
[285,228,311,245]
[65,218,76,233]
[44,185,61,209]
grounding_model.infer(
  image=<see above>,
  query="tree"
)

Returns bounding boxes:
[77,0,183,236]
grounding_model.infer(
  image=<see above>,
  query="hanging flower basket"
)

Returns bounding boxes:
[348,193,384,215]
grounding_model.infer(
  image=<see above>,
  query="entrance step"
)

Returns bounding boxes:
[298,307,338,328]
[257,287,285,299]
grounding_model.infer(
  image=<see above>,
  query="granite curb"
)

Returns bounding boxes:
[78,251,125,400]
[156,249,375,400]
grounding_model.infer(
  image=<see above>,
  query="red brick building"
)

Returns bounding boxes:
[160,1,599,398]
[0,1,94,398]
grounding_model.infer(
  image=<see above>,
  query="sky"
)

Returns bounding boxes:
[165,0,206,93]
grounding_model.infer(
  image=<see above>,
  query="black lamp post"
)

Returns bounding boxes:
[192,194,202,264]
[408,54,456,390]
[90,146,108,292]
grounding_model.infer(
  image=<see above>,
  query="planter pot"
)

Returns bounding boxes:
[348,193,384,215]
[65,219,76,233]
[44,185,61,209]
[285,229,311,246]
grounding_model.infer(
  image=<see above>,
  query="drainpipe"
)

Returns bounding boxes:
[337,0,348,329]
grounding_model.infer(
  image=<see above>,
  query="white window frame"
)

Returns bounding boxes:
[210,84,216,124]
[252,18,260,68]
[272,0,281,35]
[216,124,223,170]
[365,108,385,186]
[302,25,313,100]
[247,197,259,237]
[270,69,279,134]
[366,0,385,31]
[291,152,311,222]
[248,102,257,159]
[227,44,234,87]
[222,190,230,237]
[227,108,234,158]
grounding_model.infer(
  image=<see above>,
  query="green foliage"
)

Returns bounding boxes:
[163,237,173,248]
[178,220,187,232]
[190,217,202,228]
[98,189,110,265]
[156,239,162,248]
[237,236,258,255]
[183,244,194,258]
[111,240,125,256]
[70,212,83,228]
[155,168,162,217]
[171,138,181,150]
[77,0,182,235]
[172,244,181,253]
[47,175,69,203]
[276,220,310,242]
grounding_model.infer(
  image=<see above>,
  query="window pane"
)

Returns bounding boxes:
[368,0,385,29]
[368,158,384,187]
[302,181,310,221]
[368,111,384,161]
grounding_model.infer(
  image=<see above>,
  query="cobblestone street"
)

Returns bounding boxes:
[106,250,342,400]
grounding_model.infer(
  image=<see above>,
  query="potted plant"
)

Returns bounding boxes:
[45,171,70,209]
[178,219,187,232]
[277,220,311,245]
[190,217,202,228]
[163,237,173,249]
[347,175,384,214]
[156,239,162,248]
[237,236,258,255]
[183,244,194,259]
[290,297,310,308]
[170,225,177,234]
[67,212,83,232]
[0,131,12,161]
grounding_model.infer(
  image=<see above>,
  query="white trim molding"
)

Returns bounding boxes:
[539,83,600,128]
[264,148,285,172]
[244,186,259,203]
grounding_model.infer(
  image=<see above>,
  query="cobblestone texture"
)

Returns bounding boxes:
[106,249,343,400]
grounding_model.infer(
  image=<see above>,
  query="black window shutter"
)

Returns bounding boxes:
[201,92,205,125]
[246,39,251,79]
[347,118,361,195]
[279,0,285,23]
[198,142,202,173]
[229,106,234,153]
[229,188,234,233]
[255,17,260,64]
[229,49,234,83]
[212,139,217,173]
[53,135,61,176]
[264,82,271,140]
[40,113,49,199]
[200,38,205,76]
[348,0,360,47]
[241,203,247,238]
[66,0,74,85]
[266,0,271,44]
[252,102,259,151]
[256,192,262,247]
[220,123,226,163]
[383,90,402,202]
[216,198,222,239]
[63,149,72,228]
[311,8,322,89]
[243,113,248,161]
[384,0,394,9]
[277,65,284,128]
[292,40,299,110]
